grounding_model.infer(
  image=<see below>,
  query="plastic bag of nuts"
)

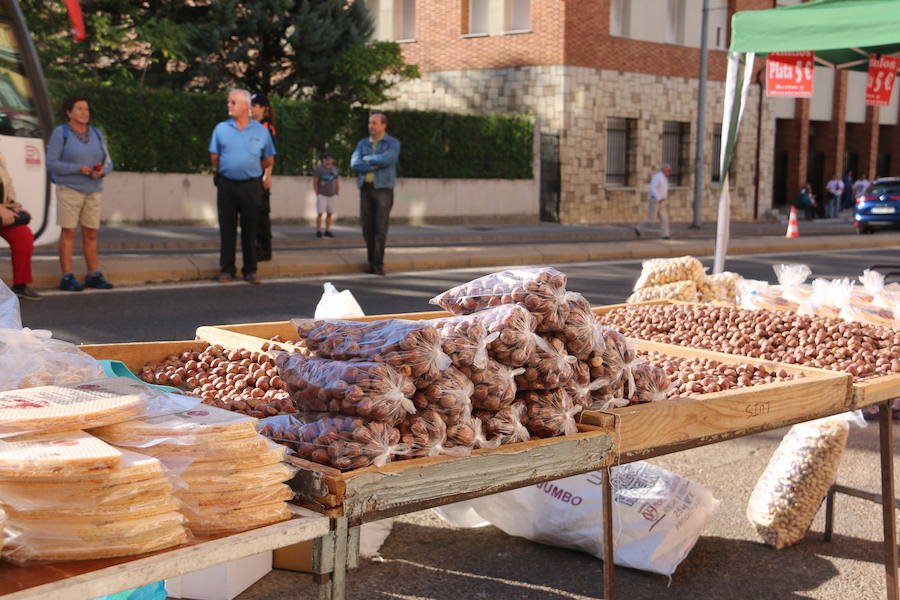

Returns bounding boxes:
[633,256,706,291]
[457,359,524,412]
[399,410,470,459]
[746,413,858,549]
[519,388,582,438]
[468,304,539,368]
[704,271,742,303]
[475,402,531,445]
[429,315,498,371]
[567,362,608,411]
[290,318,451,386]
[515,336,577,391]
[272,352,416,426]
[430,267,570,332]
[598,327,640,395]
[625,363,673,404]
[551,292,605,360]
[257,414,408,471]
[412,366,474,424]
[627,280,699,304]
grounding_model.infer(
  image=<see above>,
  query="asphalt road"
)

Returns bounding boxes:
[17,247,900,345]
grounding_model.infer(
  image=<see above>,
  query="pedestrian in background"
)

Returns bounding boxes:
[46,96,114,292]
[250,93,275,262]
[351,113,400,275]
[793,183,817,221]
[825,174,843,218]
[853,174,871,199]
[634,164,671,240]
[209,89,275,285]
[841,170,854,212]
[0,153,39,300]
[313,152,339,238]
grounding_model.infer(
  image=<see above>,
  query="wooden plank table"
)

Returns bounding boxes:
[0,507,329,600]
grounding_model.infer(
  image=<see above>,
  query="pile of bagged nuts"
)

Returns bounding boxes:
[139,345,296,418]
[640,351,802,399]
[599,303,900,379]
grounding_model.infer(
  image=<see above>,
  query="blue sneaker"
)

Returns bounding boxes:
[59,274,84,292]
[84,272,114,289]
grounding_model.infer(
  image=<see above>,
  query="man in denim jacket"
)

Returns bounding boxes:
[351,113,400,275]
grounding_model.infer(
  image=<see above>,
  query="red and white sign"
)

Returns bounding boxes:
[766,51,814,98]
[866,55,900,107]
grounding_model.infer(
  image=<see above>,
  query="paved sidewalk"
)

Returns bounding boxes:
[7,217,900,289]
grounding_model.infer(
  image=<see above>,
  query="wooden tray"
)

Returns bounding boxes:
[580,339,852,459]
[592,301,900,412]
[81,337,615,525]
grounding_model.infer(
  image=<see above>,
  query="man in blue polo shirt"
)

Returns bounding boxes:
[209,89,276,284]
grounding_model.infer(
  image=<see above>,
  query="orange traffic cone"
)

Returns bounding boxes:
[785,206,799,238]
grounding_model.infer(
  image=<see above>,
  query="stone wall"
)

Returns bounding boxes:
[383,64,775,225]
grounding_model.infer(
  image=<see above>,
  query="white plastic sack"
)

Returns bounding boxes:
[314,282,365,319]
[464,462,719,576]
[359,519,394,558]
[0,280,21,329]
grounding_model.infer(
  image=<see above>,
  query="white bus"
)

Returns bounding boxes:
[0,0,59,246]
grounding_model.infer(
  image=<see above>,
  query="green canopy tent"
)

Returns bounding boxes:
[715,0,900,273]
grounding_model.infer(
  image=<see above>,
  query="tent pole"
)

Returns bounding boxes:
[692,0,710,229]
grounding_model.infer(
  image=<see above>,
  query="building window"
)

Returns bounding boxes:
[506,0,530,32]
[610,0,630,37]
[606,118,635,186]
[662,121,690,185]
[468,0,489,35]
[877,152,891,178]
[666,0,685,45]
[394,0,416,41]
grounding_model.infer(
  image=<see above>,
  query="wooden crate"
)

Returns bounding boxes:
[81,337,615,524]
[592,301,900,412]
[580,339,852,458]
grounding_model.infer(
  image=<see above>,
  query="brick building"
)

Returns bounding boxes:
[365,0,899,225]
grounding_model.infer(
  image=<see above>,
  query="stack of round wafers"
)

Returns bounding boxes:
[0,433,187,564]
[90,406,294,536]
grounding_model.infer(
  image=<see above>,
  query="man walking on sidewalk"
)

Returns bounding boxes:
[209,89,275,285]
[351,113,400,276]
[826,174,844,218]
[634,164,671,240]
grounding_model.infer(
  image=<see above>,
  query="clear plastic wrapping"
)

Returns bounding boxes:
[89,404,258,446]
[469,304,539,367]
[430,315,498,371]
[0,377,198,438]
[0,327,105,392]
[178,482,293,513]
[257,414,408,471]
[519,388,582,438]
[179,462,295,493]
[182,501,292,537]
[773,264,813,304]
[633,256,706,291]
[412,366,474,424]
[798,278,853,319]
[593,327,639,401]
[290,318,451,385]
[627,280,699,304]
[458,359,523,411]
[747,414,851,549]
[429,267,570,332]
[738,279,799,313]
[0,431,122,479]
[0,472,174,511]
[551,292,605,360]
[273,352,416,425]
[704,271,742,303]
[626,363,673,404]
[475,402,531,445]
[514,336,577,390]
[399,409,468,458]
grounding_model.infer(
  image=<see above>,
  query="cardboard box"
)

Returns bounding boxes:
[166,551,272,600]
[273,540,314,573]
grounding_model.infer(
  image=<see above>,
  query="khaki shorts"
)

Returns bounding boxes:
[57,186,102,229]
[316,194,337,215]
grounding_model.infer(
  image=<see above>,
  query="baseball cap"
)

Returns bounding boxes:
[251,93,270,107]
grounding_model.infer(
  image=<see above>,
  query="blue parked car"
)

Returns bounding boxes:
[855,177,900,234]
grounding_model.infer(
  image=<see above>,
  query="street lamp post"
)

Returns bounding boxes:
[692,0,710,229]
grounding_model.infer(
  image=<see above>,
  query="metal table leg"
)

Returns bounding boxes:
[602,468,615,600]
[880,403,898,600]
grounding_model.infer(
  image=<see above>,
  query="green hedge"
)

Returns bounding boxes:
[47,82,533,179]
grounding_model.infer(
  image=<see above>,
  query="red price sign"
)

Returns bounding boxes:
[866,55,900,107]
[766,51,814,98]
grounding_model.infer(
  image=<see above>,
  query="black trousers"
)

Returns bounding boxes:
[359,184,393,268]
[256,188,272,261]
[217,177,261,276]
